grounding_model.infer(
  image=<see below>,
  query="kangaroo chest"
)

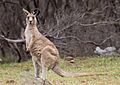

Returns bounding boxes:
[24,28,32,46]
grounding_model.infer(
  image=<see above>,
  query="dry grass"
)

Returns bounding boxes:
[0,55,120,85]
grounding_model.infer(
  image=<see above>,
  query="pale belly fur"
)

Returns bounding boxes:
[25,29,32,47]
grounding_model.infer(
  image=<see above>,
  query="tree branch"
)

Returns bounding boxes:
[79,21,119,26]
[0,1,18,5]
[0,35,25,43]
[84,35,113,46]
[52,35,113,46]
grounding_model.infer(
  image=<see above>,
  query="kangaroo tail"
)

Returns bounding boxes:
[52,64,105,77]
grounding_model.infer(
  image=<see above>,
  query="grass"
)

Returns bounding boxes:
[0,55,120,85]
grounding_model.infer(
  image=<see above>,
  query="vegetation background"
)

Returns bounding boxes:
[0,0,120,85]
[0,0,120,61]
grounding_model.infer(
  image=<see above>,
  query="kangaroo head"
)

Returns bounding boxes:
[23,9,37,26]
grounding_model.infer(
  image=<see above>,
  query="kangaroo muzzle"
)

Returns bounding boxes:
[29,17,33,24]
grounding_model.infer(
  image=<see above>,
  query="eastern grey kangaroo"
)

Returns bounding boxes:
[23,9,104,82]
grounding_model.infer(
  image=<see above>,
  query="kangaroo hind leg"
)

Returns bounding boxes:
[32,57,40,78]
[41,64,47,81]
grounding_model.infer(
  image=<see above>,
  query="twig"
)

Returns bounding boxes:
[51,21,78,36]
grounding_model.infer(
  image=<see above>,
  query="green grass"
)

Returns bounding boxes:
[0,56,120,85]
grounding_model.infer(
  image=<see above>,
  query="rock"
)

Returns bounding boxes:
[94,47,107,55]
[94,46,116,56]
[104,47,116,52]
[20,71,52,85]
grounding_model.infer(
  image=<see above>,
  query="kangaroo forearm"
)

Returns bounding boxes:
[26,41,32,51]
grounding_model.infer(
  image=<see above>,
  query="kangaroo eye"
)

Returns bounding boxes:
[32,17,34,19]
[27,16,29,19]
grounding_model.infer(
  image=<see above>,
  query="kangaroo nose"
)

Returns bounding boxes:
[30,21,32,23]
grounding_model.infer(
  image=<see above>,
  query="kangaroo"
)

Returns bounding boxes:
[23,9,104,82]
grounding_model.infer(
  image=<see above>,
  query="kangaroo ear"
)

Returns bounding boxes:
[32,8,40,16]
[23,8,29,15]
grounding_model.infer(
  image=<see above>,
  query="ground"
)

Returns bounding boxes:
[0,55,120,85]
